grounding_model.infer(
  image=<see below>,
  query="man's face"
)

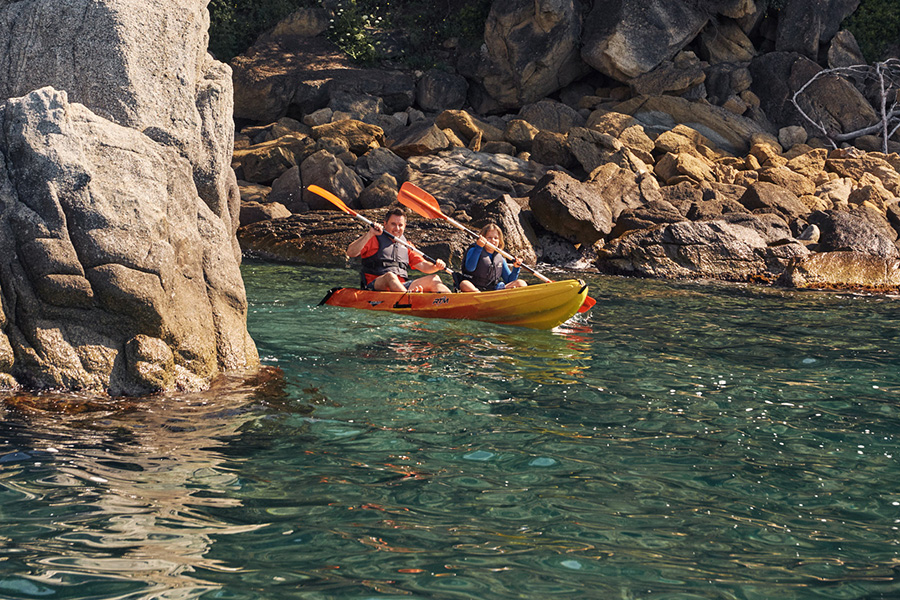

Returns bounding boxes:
[384,214,406,238]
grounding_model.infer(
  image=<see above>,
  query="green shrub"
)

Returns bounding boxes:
[326,1,385,64]
[843,0,900,63]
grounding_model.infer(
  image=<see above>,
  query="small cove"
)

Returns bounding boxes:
[1,259,899,599]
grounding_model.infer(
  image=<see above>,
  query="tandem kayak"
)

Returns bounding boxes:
[318,279,590,329]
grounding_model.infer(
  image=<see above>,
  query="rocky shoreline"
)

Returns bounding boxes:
[231,2,900,292]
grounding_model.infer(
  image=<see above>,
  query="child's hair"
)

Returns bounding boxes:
[479,223,504,250]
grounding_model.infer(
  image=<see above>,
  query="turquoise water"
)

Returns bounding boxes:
[2,259,900,599]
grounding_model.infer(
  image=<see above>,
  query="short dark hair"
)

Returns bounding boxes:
[384,207,406,221]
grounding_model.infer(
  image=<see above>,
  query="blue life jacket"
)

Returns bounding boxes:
[459,243,504,291]
[360,233,409,286]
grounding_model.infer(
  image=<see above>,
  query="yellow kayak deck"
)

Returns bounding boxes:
[319,279,589,329]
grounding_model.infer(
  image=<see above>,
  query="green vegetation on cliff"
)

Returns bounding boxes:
[208,0,491,65]
[844,0,900,63]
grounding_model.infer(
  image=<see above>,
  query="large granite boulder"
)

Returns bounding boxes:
[0,88,257,393]
[477,0,590,109]
[775,0,861,59]
[0,0,240,228]
[580,0,755,82]
[0,0,258,393]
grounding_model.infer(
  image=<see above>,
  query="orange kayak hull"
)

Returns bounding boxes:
[319,280,589,329]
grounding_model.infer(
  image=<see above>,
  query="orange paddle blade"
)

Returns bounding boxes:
[577,295,597,313]
[308,185,355,216]
[398,182,446,220]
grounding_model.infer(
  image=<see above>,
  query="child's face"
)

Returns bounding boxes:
[485,230,500,248]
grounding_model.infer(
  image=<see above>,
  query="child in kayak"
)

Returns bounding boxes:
[347,207,451,293]
[455,223,528,292]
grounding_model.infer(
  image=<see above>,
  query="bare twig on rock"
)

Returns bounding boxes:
[791,59,900,153]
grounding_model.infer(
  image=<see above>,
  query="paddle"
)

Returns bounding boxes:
[307,184,455,276]
[398,182,596,312]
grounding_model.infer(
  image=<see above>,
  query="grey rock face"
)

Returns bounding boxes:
[581,0,711,81]
[0,0,238,228]
[0,0,259,393]
[0,88,257,393]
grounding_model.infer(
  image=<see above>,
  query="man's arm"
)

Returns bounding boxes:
[347,223,382,257]
[410,250,445,274]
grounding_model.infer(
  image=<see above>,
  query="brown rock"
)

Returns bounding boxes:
[358,173,399,209]
[435,110,504,144]
[300,150,365,210]
[529,171,613,244]
[759,166,816,196]
[699,18,755,64]
[481,141,517,155]
[827,155,900,195]
[312,119,384,155]
[628,52,706,96]
[240,201,291,226]
[531,130,576,169]
[847,179,896,211]
[739,181,810,219]
[588,163,663,219]
[815,177,853,206]
[655,152,715,184]
[586,110,640,135]
[657,181,703,215]
[442,128,466,148]
[232,133,316,184]
[749,140,783,167]
[786,148,827,178]
[504,119,539,152]
[779,251,900,290]
[390,123,450,158]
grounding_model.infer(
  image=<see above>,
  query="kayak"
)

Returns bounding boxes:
[319,279,590,329]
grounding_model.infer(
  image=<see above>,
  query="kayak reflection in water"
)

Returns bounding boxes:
[347,207,451,293]
[454,223,528,293]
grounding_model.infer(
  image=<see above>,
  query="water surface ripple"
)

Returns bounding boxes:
[1,261,898,599]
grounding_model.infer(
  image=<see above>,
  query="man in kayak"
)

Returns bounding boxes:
[455,223,528,292]
[347,207,452,293]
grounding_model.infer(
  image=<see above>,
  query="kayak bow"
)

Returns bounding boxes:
[319,279,589,329]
